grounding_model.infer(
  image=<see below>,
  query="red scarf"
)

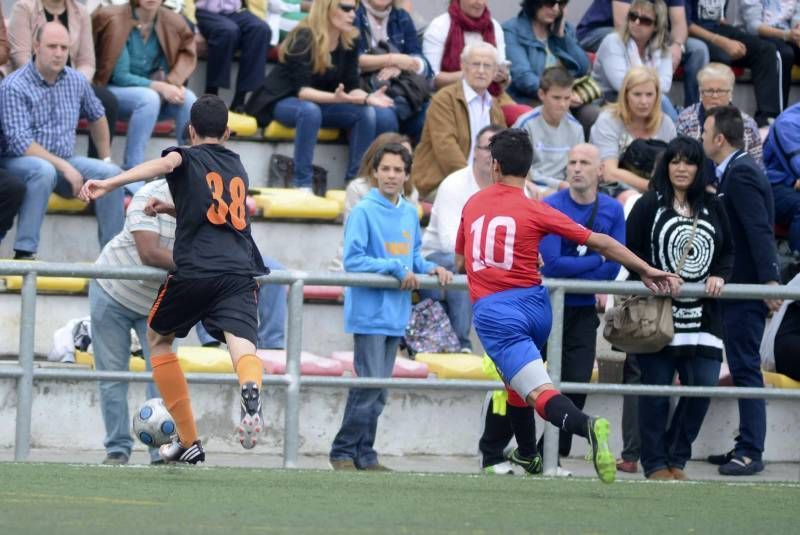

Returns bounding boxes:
[441,0,500,96]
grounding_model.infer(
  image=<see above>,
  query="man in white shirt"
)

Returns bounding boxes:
[419,124,502,351]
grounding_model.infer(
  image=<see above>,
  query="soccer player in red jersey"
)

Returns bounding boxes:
[455,129,682,483]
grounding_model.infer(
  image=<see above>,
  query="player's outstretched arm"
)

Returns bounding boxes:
[585,232,682,295]
[78,152,183,202]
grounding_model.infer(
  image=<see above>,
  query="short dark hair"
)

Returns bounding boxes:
[539,66,574,93]
[190,94,229,139]
[476,124,505,144]
[650,135,708,213]
[521,0,565,20]
[705,105,744,149]
[489,129,533,177]
[372,143,413,175]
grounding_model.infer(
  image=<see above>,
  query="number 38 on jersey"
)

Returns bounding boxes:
[470,215,517,271]
[205,172,247,231]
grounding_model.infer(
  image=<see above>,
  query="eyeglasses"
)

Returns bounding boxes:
[466,61,496,71]
[542,0,569,6]
[337,3,357,13]
[700,88,732,97]
[627,11,655,26]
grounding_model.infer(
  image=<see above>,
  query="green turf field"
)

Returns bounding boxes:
[0,463,797,534]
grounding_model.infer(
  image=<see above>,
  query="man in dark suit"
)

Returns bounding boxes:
[702,105,782,476]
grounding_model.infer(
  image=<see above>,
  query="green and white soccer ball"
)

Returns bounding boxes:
[132,398,176,447]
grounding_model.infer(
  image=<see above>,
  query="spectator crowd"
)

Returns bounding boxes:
[0,0,798,479]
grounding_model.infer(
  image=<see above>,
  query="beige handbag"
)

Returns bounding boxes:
[603,213,699,354]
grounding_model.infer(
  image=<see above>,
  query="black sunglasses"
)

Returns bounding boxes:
[338,3,357,13]
[628,11,655,26]
[542,0,568,6]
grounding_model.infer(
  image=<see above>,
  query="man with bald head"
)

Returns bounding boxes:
[523,143,625,463]
[0,21,123,259]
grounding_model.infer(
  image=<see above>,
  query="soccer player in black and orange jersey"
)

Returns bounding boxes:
[80,95,267,464]
[455,129,683,483]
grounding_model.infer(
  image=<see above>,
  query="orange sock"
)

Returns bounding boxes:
[151,352,198,447]
[235,354,263,389]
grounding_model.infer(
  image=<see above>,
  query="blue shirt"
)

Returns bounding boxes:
[715,149,739,184]
[343,189,436,336]
[540,189,626,307]
[0,63,105,159]
[110,23,169,87]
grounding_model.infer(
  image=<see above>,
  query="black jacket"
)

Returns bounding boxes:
[718,150,781,284]
[245,28,360,126]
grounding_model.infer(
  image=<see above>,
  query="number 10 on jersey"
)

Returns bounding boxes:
[470,215,516,271]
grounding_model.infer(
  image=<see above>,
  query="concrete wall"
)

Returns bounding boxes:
[1,376,798,461]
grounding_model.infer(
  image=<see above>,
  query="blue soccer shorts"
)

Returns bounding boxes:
[472,285,554,399]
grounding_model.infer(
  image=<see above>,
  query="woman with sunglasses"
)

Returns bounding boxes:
[592,0,678,121]
[245,0,397,193]
[503,0,598,133]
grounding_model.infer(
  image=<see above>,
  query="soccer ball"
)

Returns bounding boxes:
[132,398,176,447]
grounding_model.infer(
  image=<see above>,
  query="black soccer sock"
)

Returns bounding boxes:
[535,391,590,439]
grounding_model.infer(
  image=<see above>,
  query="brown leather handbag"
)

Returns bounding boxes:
[603,214,698,354]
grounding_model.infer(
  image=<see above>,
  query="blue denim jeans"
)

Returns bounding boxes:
[272,98,398,187]
[89,281,160,461]
[638,353,721,476]
[578,26,613,53]
[419,251,472,350]
[108,85,196,173]
[195,257,287,349]
[330,334,400,467]
[681,38,709,106]
[0,155,124,254]
[722,300,768,461]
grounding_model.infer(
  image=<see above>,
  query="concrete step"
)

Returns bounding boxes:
[0,213,343,267]
[0,292,351,357]
[1,372,797,461]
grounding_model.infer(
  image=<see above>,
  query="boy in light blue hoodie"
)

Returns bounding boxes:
[330,143,452,471]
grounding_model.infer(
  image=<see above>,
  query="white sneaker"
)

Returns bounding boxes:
[543,465,573,477]
[483,461,515,475]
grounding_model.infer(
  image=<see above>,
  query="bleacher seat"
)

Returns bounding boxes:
[228,112,258,137]
[76,346,235,372]
[263,121,341,141]
[47,194,88,214]
[329,350,429,378]
[325,190,346,211]
[762,370,800,389]
[303,285,344,302]
[249,187,342,220]
[415,352,485,379]
[256,349,344,375]
[3,274,88,294]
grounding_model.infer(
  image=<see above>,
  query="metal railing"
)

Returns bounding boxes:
[2,261,800,474]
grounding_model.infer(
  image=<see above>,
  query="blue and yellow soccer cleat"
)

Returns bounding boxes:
[506,448,543,476]
[587,417,615,484]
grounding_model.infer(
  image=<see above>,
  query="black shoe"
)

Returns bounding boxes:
[159,439,205,464]
[505,448,543,475]
[707,449,735,466]
[13,251,37,261]
[718,456,764,476]
[237,381,263,449]
[102,452,129,465]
